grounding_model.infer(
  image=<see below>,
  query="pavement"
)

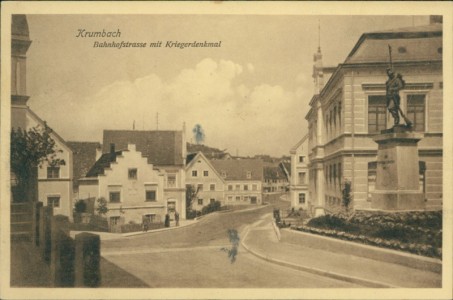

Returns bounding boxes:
[241,213,442,288]
[9,201,442,288]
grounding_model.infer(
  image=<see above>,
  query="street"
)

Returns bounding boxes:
[101,194,361,288]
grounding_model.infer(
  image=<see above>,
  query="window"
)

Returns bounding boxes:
[192,170,198,177]
[298,172,306,185]
[299,156,305,163]
[407,94,425,132]
[250,197,257,204]
[210,199,215,204]
[244,196,249,202]
[144,214,157,224]
[298,193,306,204]
[197,184,203,191]
[204,170,209,177]
[368,95,387,134]
[244,184,249,191]
[228,185,233,191]
[197,199,203,205]
[128,168,137,180]
[235,184,240,191]
[210,184,215,191]
[246,171,252,179]
[145,190,156,202]
[227,196,233,202]
[235,196,241,201]
[110,216,120,225]
[252,184,257,191]
[47,196,60,208]
[109,191,121,203]
[167,174,176,187]
[47,167,60,179]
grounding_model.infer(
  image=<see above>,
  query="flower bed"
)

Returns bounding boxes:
[294,211,442,259]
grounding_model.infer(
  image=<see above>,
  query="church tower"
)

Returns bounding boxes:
[312,21,324,95]
[11,14,32,130]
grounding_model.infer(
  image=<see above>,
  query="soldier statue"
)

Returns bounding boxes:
[386,45,412,127]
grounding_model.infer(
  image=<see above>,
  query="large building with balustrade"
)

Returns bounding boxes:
[305,19,443,213]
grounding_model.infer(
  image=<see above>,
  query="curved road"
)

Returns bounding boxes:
[101,194,361,288]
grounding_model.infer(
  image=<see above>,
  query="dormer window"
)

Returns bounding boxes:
[246,171,252,179]
[221,171,227,178]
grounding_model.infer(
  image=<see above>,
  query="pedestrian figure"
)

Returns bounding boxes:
[175,211,180,227]
[220,229,240,263]
[164,213,170,227]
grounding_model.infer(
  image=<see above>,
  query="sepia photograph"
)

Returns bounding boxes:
[1,1,452,299]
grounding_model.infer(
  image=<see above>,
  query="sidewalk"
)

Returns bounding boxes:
[241,214,441,288]
[69,219,198,240]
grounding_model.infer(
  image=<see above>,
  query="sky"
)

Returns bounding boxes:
[26,14,429,157]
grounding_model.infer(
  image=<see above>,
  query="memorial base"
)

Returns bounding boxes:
[370,126,425,211]
[371,191,425,211]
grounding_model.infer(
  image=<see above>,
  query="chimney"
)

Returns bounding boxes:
[110,143,115,154]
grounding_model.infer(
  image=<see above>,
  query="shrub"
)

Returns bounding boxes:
[201,201,222,215]
[120,223,142,233]
[187,210,201,219]
[96,197,108,215]
[74,200,87,213]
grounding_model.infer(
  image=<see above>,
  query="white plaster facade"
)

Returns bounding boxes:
[186,152,225,210]
[289,135,310,210]
[78,144,175,229]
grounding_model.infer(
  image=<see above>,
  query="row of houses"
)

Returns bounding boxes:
[289,17,443,214]
[11,15,291,234]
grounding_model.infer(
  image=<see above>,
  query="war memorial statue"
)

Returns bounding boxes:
[385,45,412,127]
[370,45,424,211]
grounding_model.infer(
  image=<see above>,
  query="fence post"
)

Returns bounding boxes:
[50,215,75,287]
[39,205,53,262]
[32,202,43,246]
[75,232,101,287]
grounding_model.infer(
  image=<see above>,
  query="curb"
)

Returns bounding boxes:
[122,220,199,237]
[281,228,442,274]
[240,225,397,288]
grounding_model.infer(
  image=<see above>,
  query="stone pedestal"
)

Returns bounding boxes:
[371,126,425,211]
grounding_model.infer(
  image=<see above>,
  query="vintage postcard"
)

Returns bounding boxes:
[1,1,452,299]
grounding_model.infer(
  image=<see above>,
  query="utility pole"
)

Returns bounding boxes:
[156,112,159,131]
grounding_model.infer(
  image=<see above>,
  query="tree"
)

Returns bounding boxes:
[96,197,108,215]
[185,184,201,218]
[342,178,352,211]
[10,123,63,202]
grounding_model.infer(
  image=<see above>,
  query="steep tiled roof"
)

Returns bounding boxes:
[85,150,123,178]
[187,143,229,159]
[345,24,442,64]
[211,159,263,181]
[102,130,184,166]
[186,152,198,165]
[264,166,287,180]
[67,141,102,187]
[280,162,291,179]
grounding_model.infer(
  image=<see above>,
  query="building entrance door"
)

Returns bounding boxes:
[167,200,176,220]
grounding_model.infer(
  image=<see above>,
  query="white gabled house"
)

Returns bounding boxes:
[79,144,166,231]
[289,134,310,212]
[185,152,225,210]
